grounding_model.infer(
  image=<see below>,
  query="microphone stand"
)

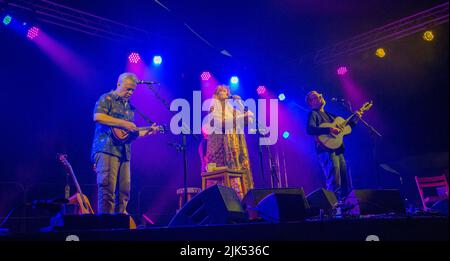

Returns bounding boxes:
[141,82,197,208]
[341,100,383,188]
[266,145,280,188]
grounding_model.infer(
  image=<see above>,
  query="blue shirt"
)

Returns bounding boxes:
[91,91,135,161]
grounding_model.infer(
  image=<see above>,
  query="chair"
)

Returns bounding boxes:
[415,174,448,210]
[201,169,247,199]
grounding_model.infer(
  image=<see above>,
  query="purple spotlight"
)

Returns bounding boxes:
[201,71,211,81]
[27,26,40,40]
[337,66,348,76]
[128,52,141,64]
[256,85,266,95]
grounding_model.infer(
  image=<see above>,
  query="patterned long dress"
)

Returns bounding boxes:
[204,99,254,197]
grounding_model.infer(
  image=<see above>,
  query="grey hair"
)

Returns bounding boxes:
[305,90,316,106]
[117,72,138,84]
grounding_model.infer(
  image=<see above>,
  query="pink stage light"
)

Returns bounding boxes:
[128,52,141,64]
[200,71,212,81]
[27,26,40,40]
[337,66,348,76]
[256,85,266,95]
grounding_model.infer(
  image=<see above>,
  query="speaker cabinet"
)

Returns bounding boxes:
[245,188,309,223]
[242,188,308,220]
[168,185,247,227]
[306,188,337,216]
[344,189,405,216]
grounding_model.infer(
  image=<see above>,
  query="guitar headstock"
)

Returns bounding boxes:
[359,101,373,113]
[57,153,74,175]
[157,125,167,134]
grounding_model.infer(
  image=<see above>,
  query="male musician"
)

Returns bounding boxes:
[91,72,157,214]
[305,91,362,200]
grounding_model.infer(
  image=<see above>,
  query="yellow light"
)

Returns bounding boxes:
[375,48,386,58]
[423,30,434,41]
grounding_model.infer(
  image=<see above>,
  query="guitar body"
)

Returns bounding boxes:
[130,216,137,229]
[69,193,95,214]
[317,117,352,150]
[111,127,139,144]
[315,101,373,150]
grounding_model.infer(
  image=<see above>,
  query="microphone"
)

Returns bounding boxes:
[228,95,241,100]
[229,95,246,111]
[331,97,346,102]
[137,80,160,85]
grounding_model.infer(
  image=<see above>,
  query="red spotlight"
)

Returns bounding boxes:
[337,66,348,76]
[128,52,141,64]
[200,71,212,81]
[256,85,266,95]
[27,26,40,40]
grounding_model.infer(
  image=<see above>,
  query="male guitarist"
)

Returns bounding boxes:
[91,72,158,214]
[305,90,363,200]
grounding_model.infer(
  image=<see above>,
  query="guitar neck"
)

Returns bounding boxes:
[137,126,153,131]
[69,170,84,196]
[344,113,357,124]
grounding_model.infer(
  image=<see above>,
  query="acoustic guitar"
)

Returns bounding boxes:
[57,153,95,214]
[316,101,373,150]
[57,153,137,229]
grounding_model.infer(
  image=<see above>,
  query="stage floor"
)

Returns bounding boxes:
[1,216,447,241]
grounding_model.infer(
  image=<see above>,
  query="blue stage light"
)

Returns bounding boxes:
[153,55,162,66]
[3,15,12,26]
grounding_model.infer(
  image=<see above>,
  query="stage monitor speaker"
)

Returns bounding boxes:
[242,188,309,220]
[344,189,405,216]
[168,185,247,227]
[306,188,337,216]
[254,188,309,223]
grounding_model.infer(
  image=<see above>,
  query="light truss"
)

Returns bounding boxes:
[1,0,154,42]
[312,2,449,65]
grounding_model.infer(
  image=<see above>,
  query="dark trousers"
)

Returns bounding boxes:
[317,151,351,200]
[93,152,131,214]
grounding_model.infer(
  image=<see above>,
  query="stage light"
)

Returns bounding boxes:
[200,71,211,81]
[282,131,290,139]
[278,93,286,101]
[337,66,348,76]
[2,15,12,26]
[256,85,266,95]
[128,52,141,64]
[375,48,386,58]
[27,26,40,40]
[423,30,434,41]
[229,76,239,90]
[230,76,239,85]
[153,55,162,65]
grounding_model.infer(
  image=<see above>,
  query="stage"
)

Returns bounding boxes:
[1,216,447,241]
[1,2,449,255]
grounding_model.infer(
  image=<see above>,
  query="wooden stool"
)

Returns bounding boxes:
[201,169,247,198]
[176,187,201,211]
